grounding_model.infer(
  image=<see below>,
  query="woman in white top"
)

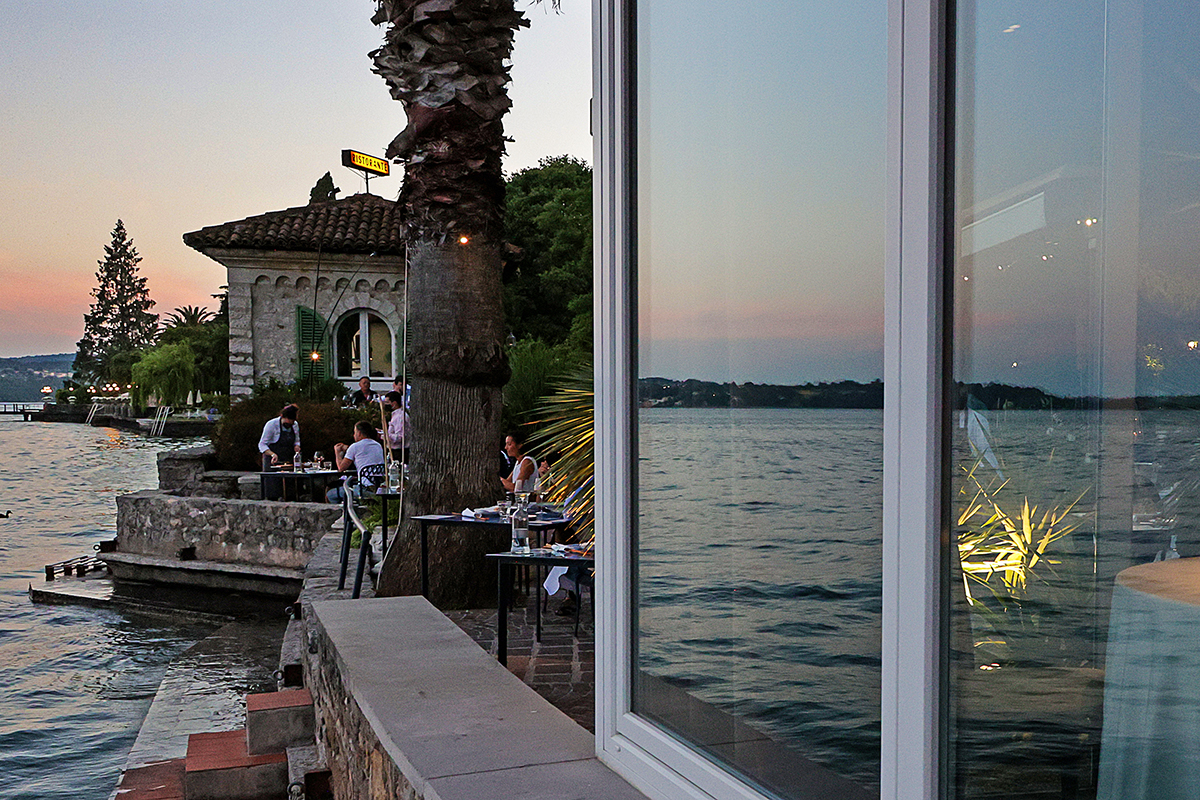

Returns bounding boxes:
[501,432,539,495]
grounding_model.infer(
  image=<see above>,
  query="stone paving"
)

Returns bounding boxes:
[445,587,595,732]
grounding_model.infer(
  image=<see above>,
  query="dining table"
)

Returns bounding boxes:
[1097,556,1200,799]
[485,548,595,666]
[259,467,341,502]
[411,511,572,598]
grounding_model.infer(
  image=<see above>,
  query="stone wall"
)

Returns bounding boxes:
[157,445,214,495]
[305,614,416,800]
[116,490,339,568]
[222,252,406,397]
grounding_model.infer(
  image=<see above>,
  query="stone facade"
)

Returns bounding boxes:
[183,194,408,398]
[115,490,339,569]
[221,251,406,397]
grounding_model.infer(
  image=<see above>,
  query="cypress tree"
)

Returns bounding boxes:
[74,219,159,383]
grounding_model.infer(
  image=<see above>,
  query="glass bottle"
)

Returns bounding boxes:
[511,496,530,554]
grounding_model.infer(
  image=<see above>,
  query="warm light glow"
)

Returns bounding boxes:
[1189,341,1198,350]
[458,235,470,245]
[310,351,321,361]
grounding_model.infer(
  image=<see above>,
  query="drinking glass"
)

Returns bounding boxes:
[313,451,325,470]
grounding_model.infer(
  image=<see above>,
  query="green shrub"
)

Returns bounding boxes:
[502,339,586,431]
[211,396,375,470]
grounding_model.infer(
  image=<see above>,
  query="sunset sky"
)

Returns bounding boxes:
[0,0,590,359]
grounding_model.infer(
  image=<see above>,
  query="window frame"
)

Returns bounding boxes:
[332,308,397,380]
[591,1,949,799]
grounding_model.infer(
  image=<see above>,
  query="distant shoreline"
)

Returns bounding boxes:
[638,377,1200,410]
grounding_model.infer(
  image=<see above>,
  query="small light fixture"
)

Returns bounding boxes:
[458,235,470,245]
[1189,341,1198,351]
[311,351,321,362]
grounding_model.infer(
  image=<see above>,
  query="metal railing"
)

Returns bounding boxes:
[336,477,375,599]
[149,406,171,436]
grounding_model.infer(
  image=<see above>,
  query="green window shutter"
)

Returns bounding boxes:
[296,305,329,381]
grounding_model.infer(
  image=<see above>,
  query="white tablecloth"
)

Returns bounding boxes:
[1098,558,1200,799]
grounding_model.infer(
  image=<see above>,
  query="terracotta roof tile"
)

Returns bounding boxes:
[183,193,404,255]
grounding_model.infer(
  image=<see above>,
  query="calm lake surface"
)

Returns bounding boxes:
[0,415,211,800]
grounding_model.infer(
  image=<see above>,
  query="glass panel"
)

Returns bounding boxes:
[367,314,392,378]
[950,3,1200,798]
[632,0,886,796]
[335,314,361,378]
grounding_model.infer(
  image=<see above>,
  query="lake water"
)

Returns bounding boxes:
[0,415,212,800]
[637,408,883,793]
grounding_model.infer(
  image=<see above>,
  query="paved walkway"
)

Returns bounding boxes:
[445,587,595,732]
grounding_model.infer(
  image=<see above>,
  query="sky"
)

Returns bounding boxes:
[636,0,888,385]
[0,0,591,359]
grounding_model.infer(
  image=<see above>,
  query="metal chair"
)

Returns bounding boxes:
[336,476,375,599]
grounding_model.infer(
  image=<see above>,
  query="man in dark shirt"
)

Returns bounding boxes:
[348,376,378,408]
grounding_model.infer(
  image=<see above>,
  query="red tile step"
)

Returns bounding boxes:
[114,758,185,800]
[184,729,287,800]
[246,688,315,755]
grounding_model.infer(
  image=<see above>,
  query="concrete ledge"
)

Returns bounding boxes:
[101,552,303,597]
[308,596,647,800]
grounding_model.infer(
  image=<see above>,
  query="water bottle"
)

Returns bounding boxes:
[293,451,302,473]
[511,498,530,554]
[387,460,400,491]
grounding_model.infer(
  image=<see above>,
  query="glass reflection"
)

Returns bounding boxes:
[951,2,1200,798]
[633,0,885,796]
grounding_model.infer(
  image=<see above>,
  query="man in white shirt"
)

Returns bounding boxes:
[327,420,386,503]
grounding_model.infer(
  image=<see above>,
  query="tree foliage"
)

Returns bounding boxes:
[74,220,158,383]
[157,320,230,396]
[131,342,195,407]
[309,172,340,204]
[162,305,214,328]
[502,338,587,431]
[503,156,593,355]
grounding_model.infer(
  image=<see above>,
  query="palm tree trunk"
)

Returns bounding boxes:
[376,242,509,604]
[368,0,528,605]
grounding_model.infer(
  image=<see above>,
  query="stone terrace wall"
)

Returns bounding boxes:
[305,616,414,800]
[116,490,339,568]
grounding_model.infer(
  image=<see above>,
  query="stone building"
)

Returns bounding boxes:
[183,194,405,398]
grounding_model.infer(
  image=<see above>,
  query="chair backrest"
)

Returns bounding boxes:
[358,462,385,488]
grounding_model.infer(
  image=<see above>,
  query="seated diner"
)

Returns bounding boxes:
[326,420,386,503]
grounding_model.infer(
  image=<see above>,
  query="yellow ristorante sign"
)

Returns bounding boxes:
[341,149,389,177]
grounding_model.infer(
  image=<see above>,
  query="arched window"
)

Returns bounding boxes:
[334,310,395,378]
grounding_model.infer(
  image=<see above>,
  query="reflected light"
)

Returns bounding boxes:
[1002,24,1020,33]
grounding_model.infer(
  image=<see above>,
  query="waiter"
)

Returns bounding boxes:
[258,404,302,471]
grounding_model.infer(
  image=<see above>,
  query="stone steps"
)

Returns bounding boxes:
[118,688,326,800]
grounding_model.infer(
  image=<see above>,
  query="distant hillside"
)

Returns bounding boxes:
[0,354,73,401]
[639,378,884,409]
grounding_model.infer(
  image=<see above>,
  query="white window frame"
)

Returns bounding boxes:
[591,0,947,798]
[332,308,397,381]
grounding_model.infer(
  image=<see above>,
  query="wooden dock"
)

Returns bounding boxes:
[0,402,43,421]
